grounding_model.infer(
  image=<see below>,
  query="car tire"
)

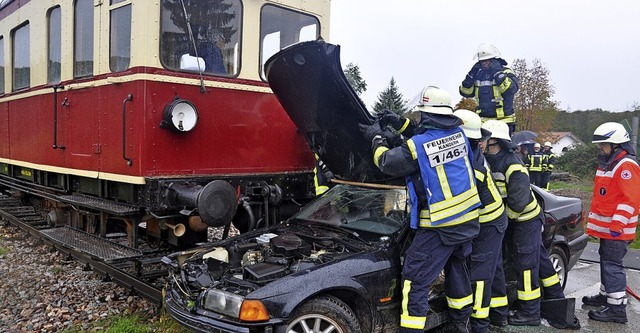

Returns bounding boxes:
[287,295,362,333]
[549,246,568,290]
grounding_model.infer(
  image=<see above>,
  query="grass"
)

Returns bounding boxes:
[60,313,191,333]
[0,236,7,256]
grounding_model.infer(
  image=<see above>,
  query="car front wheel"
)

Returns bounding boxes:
[549,246,568,290]
[287,295,362,333]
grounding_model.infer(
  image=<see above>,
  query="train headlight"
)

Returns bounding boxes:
[161,98,199,132]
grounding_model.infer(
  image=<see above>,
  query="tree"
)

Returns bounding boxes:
[454,98,477,111]
[163,0,237,43]
[343,63,367,96]
[512,58,558,133]
[373,77,408,115]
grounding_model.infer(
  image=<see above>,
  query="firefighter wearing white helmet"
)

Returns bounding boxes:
[482,119,545,326]
[541,142,555,190]
[360,86,480,332]
[583,122,640,324]
[527,143,544,187]
[460,44,519,135]
[454,110,508,333]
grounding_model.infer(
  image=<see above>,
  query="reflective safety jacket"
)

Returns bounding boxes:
[587,150,640,241]
[485,149,541,222]
[527,150,544,172]
[459,59,519,124]
[407,129,481,228]
[471,144,506,225]
[542,150,556,172]
[373,127,480,229]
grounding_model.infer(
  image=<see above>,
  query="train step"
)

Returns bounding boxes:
[41,226,143,263]
[57,194,139,216]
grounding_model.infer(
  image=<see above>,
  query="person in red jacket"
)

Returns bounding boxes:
[582,122,640,324]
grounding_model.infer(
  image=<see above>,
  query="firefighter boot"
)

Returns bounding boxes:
[507,310,541,326]
[588,306,627,324]
[581,293,607,307]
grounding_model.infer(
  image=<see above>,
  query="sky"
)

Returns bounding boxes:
[329,0,640,113]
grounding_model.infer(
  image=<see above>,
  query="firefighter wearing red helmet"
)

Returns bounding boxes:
[582,122,640,324]
[459,43,519,135]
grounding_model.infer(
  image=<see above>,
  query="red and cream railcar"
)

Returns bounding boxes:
[0,0,329,247]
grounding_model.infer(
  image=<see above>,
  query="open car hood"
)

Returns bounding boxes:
[265,40,402,184]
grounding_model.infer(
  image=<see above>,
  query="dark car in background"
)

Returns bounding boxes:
[163,40,588,332]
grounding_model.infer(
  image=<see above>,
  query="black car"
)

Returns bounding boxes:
[164,40,588,333]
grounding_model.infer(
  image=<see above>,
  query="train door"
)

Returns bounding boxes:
[58,0,101,174]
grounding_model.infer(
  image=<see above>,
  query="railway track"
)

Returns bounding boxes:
[0,194,166,305]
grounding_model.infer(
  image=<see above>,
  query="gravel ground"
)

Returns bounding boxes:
[0,222,159,333]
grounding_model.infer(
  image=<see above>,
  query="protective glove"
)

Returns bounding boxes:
[494,71,507,85]
[358,122,384,143]
[377,109,406,130]
[610,229,622,238]
[468,62,481,79]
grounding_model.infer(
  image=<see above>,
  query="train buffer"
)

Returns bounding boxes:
[41,226,143,263]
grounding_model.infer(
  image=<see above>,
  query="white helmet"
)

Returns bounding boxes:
[454,109,482,139]
[544,141,552,147]
[592,122,629,144]
[474,43,501,61]
[482,119,511,141]
[412,86,453,115]
[534,143,541,148]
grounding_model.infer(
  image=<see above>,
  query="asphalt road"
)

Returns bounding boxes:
[489,244,640,332]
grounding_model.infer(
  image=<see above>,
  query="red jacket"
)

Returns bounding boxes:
[587,150,640,241]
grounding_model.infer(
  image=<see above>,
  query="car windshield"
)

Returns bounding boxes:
[291,184,408,235]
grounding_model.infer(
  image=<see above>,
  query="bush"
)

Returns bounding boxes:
[555,144,598,179]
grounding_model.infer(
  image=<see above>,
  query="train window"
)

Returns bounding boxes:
[259,5,319,80]
[48,6,62,83]
[12,22,29,91]
[74,0,94,78]
[160,0,241,76]
[109,3,131,72]
[0,37,4,94]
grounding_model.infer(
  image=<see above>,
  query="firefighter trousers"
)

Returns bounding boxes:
[599,239,629,306]
[469,224,506,333]
[539,240,564,299]
[400,228,473,332]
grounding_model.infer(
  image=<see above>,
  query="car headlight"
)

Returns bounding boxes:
[201,289,269,322]
[202,289,244,318]
[161,98,198,132]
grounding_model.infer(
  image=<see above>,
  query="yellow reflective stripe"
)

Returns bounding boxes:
[505,163,527,179]
[399,118,410,133]
[475,169,485,182]
[401,280,427,329]
[429,193,480,223]
[490,296,508,308]
[447,294,473,309]
[541,273,561,287]
[460,84,474,95]
[373,146,389,168]
[315,186,328,196]
[498,76,512,93]
[492,86,505,118]
[429,185,479,213]
[472,306,490,319]
[517,270,541,301]
[407,139,418,160]
[479,202,505,223]
[473,280,485,310]
[436,165,452,198]
[480,115,516,124]
[419,209,479,228]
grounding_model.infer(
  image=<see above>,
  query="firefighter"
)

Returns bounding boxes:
[360,86,481,333]
[541,142,555,190]
[527,143,544,187]
[454,109,508,333]
[582,122,640,324]
[481,120,543,326]
[459,43,519,135]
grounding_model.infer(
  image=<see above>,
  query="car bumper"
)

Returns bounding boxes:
[165,291,286,333]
